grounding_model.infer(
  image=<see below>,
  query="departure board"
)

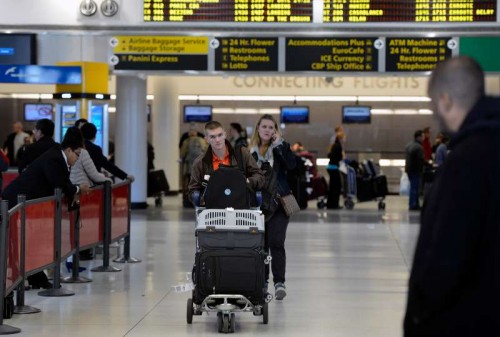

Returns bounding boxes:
[323,0,496,23]
[385,38,453,72]
[285,38,378,72]
[214,38,278,71]
[144,0,313,23]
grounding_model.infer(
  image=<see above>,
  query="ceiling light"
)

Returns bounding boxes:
[371,109,394,115]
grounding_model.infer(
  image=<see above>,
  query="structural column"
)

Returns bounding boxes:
[115,75,148,208]
[150,77,180,192]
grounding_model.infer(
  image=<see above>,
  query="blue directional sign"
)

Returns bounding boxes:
[0,65,82,84]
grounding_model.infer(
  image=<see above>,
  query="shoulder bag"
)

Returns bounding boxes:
[278,193,300,217]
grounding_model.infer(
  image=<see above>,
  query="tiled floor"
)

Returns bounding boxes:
[7,195,420,337]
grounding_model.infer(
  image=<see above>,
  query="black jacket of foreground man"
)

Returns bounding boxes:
[404,97,500,337]
[2,144,77,208]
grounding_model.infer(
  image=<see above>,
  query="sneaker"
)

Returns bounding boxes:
[275,283,287,300]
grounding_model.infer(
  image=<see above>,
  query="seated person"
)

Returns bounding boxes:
[188,121,264,207]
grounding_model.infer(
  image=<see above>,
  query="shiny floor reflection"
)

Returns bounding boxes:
[8,195,419,337]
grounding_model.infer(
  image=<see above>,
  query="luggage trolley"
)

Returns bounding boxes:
[187,191,272,333]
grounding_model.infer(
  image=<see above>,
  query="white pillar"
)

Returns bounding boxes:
[150,77,180,192]
[115,75,148,208]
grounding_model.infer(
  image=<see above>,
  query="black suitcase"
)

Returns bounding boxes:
[356,177,375,202]
[197,229,264,251]
[192,249,265,305]
[147,170,169,197]
[372,175,388,198]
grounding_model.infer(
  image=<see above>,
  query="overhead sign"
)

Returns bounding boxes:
[144,0,313,23]
[460,37,500,72]
[0,65,82,84]
[143,1,496,24]
[385,38,453,72]
[323,0,496,23]
[214,37,278,71]
[285,38,378,72]
[113,36,209,71]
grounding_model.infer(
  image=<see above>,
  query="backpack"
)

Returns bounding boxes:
[203,146,251,209]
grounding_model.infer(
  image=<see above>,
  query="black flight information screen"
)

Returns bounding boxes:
[323,0,496,23]
[144,0,313,23]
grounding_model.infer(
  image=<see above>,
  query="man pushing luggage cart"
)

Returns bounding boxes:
[186,121,267,333]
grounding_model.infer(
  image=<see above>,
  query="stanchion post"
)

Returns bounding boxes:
[0,200,22,334]
[14,195,40,314]
[38,189,75,297]
[114,181,141,264]
[92,181,121,272]
[61,207,91,284]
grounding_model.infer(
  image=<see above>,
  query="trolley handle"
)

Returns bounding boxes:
[256,191,263,208]
[193,191,201,207]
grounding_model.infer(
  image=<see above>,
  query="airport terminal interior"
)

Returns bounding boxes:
[1,0,500,336]
[8,195,420,337]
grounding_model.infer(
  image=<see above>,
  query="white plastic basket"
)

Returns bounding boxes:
[196,209,265,232]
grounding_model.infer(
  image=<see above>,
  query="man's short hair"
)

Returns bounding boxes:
[35,118,54,138]
[428,56,485,111]
[204,121,223,134]
[414,130,423,139]
[80,123,97,140]
[61,127,83,150]
[334,126,343,133]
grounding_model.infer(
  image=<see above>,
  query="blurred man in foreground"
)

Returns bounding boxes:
[405,57,500,336]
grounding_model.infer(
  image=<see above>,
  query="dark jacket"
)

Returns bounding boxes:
[84,139,127,180]
[17,136,56,173]
[1,144,77,208]
[405,140,424,175]
[0,150,9,194]
[3,132,16,165]
[188,140,264,200]
[328,138,343,167]
[404,97,500,337]
[251,141,297,196]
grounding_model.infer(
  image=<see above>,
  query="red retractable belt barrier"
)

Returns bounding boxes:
[77,188,104,248]
[2,171,19,191]
[6,210,21,293]
[111,183,129,241]
[24,201,56,273]
[60,201,74,259]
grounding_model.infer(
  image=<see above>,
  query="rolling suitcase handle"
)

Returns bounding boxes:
[193,191,201,207]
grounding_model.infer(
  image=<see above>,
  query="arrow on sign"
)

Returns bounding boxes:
[210,39,220,49]
[5,67,16,75]
[374,39,384,50]
[447,39,458,50]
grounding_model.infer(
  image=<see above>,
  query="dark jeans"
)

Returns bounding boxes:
[327,169,341,209]
[265,207,289,285]
[408,174,421,209]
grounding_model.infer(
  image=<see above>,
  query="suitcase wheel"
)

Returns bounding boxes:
[317,200,326,209]
[262,303,269,324]
[217,312,234,333]
[186,298,194,324]
[344,199,355,210]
